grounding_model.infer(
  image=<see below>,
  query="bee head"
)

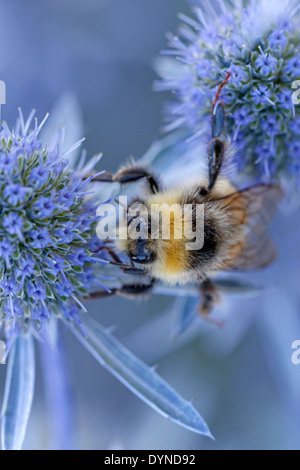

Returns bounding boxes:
[127,216,155,265]
[130,237,155,265]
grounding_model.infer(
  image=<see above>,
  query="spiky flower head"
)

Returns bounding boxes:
[155,0,300,188]
[0,110,107,344]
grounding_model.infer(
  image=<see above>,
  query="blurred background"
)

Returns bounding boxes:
[0,0,300,450]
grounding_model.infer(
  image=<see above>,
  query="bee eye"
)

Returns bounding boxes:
[199,188,208,197]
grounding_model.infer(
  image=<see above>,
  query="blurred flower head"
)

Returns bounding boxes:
[155,0,300,188]
[0,110,107,343]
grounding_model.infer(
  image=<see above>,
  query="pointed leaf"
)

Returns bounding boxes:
[70,314,213,438]
[214,278,264,296]
[153,279,263,298]
[1,334,35,450]
[172,297,199,340]
[39,321,75,450]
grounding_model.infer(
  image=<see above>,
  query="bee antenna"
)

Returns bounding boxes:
[109,260,132,269]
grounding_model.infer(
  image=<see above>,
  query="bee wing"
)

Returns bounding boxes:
[228,230,277,271]
[219,184,283,271]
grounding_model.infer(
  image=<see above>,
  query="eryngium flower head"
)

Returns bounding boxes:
[0,110,107,342]
[155,0,300,187]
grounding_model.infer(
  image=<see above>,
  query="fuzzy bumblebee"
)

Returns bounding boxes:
[92,76,283,316]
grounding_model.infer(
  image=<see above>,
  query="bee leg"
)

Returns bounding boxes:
[199,279,224,328]
[86,279,155,301]
[87,288,118,300]
[207,137,226,193]
[206,99,226,193]
[94,245,123,264]
[94,245,148,275]
[96,246,148,275]
[114,165,160,194]
[204,73,231,194]
[89,165,160,194]
[199,279,218,315]
[122,267,148,275]
[117,279,155,298]
[212,72,231,107]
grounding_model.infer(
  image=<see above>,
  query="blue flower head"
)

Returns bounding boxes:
[155,0,300,188]
[0,110,107,342]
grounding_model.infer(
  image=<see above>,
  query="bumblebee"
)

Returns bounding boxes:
[91,74,283,316]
